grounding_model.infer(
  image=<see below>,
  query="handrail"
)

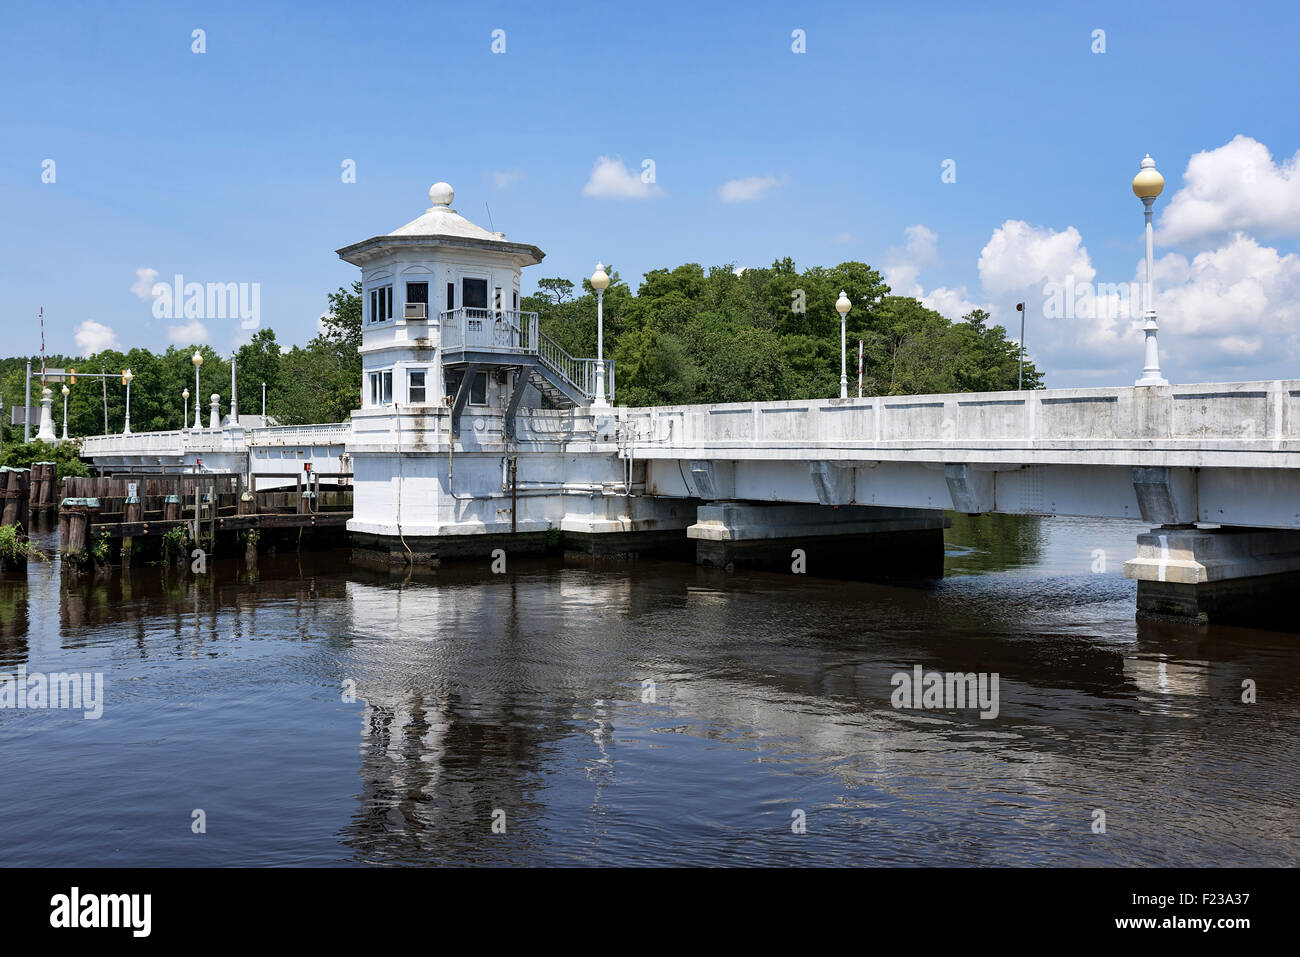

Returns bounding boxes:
[535,330,614,402]
[439,308,538,351]
[438,307,613,402]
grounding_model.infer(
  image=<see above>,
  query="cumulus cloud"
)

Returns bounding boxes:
[130,267,158,301]
[977,220,1095,296]
[74,320,119,355]
[883,224,940,296]
[718,174,787,203]
[582,156,661,199]
[1159,135,1300,245]
[1154,233,1300,359]
[923,287,985,322]
[167,318,210,345]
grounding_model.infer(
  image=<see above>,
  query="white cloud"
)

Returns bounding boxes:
[1159,135,1300,245]
[491,169,524,189]
[923,287,985,322]
[978,220,1095,296]
[74,320,119,355]
[130,267,158,301]
[718,174,787,203]
[832,231,853,244]
[883,224,940,296]
[167,318,210,345]
[877,224,990,322]
[582,156,661,199]
[1154,233,1300,359]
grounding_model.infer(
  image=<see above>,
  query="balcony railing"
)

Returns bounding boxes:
[440,308,538,352]
[439,308,614,402]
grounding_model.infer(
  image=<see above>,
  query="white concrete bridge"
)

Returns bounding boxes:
[78,376,1300,628]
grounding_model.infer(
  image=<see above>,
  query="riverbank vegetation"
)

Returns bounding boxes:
[1,260,1039,434]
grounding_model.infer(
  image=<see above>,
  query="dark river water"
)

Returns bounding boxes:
[1,514,1297,867]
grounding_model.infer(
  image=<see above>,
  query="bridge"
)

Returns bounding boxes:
[73,376,1300,628]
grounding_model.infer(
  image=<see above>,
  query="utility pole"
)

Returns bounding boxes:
[23,359,31,442]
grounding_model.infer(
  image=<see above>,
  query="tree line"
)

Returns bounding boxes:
[0,259,1040,443]
[526,258,1041,406]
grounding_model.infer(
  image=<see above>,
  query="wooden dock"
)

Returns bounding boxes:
[56,470,353,572]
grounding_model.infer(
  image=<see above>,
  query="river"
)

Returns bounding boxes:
[1,514,1296,866]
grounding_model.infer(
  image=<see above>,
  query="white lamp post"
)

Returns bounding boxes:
[122,369,134,435]
[836,290,851,399]
[1133,154,1167,386]
[229,350,238,424]
[183,388,190,431]
[590,261,611,407]
[192,351,204,428]
[60,384,70,442]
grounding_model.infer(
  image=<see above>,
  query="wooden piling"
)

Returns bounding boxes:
[60,497,101,569]
[2,469,31,532]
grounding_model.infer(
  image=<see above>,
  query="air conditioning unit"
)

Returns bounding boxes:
[404,302,427,320]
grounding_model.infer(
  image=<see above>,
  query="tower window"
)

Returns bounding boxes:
[408,369,427,404]
[462,278,488,310]
[369,285,392,323]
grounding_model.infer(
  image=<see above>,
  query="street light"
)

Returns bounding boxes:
[122,369,134,435]
[183,388,191,431]
[192,351,204,428]
[836,290,851,399]
[60,384,70,442]
[590,261,611,407]
[1133,154,1167,386]
[1016,301,1026,389]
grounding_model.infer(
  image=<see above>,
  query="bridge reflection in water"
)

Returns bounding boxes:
[1,515,1296,866]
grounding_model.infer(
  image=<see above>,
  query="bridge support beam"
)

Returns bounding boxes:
[1123,525,1300,627]
[687,502,947,577]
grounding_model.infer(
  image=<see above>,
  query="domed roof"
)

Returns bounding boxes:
[388,182,502,241]
[336,180,544,266]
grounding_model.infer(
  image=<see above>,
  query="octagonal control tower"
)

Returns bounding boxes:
[336,181,610,438]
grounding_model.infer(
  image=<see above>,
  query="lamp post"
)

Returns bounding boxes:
[230,350,238,424]
[192,351,204,428]
[836,290,851,399]
[183,388,190,431]
[1016,301,1026,389]
[262,381,267,428]
[590,262,611,407]
[61,384,70,442]
[1133,154,1167,386]
[122,369,134,435]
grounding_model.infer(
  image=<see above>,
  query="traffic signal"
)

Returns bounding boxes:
[70,368,76,384]
[121,370,128,385]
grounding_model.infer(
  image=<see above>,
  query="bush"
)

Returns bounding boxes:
[0,439,90,480]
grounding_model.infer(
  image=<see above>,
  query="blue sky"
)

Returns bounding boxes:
[2,0,1299,387]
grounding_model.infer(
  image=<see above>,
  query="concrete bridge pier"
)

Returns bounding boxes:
[1123,526,1300,627]
[686,502,948,577]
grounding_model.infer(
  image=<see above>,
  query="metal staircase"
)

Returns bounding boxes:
[438,308,613,436]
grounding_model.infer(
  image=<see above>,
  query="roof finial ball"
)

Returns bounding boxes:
[429,182,454,208]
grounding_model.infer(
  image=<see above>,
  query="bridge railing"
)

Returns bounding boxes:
[617,380,1300,452]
